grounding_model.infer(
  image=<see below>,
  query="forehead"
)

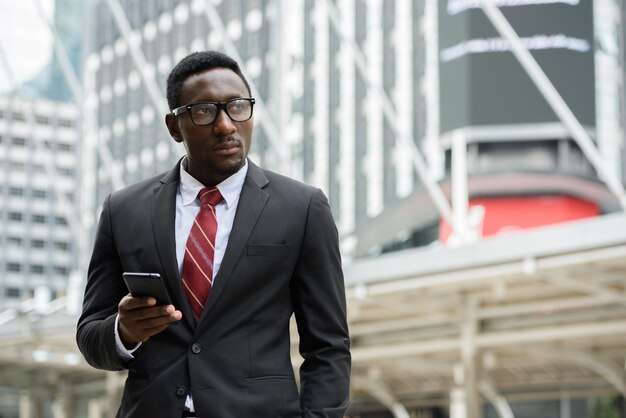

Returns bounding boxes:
[179,68,248,104]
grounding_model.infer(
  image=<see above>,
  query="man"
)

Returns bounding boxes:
[76,50,351,418]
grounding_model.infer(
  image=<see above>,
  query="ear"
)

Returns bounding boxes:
[165,113,183,143]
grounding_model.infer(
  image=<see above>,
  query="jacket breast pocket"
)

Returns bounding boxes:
[247,244,289,257]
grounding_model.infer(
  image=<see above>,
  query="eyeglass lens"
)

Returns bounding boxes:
[189,99,253,125]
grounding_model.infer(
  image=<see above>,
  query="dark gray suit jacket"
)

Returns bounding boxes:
[76,159,351,418]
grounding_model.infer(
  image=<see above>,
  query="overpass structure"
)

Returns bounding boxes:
[1,213,625,417]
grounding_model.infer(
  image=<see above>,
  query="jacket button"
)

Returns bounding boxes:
[191,343,201,354]
[176,386,187,397]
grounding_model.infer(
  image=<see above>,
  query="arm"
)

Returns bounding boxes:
[76,195,129,371]
[76,196,182,371]
[290,188,351,418]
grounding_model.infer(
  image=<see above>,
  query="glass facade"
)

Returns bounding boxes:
[0,96,79,308]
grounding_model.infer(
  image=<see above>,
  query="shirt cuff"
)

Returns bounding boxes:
[114,314,141,360]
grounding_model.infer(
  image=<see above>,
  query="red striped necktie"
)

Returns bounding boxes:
[182,187,223,320]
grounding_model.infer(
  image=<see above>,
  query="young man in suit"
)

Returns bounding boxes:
[76,50,351,418]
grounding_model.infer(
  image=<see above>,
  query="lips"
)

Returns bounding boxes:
[213,140,241,155]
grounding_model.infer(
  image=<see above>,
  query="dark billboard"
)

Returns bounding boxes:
[439,0,595,133]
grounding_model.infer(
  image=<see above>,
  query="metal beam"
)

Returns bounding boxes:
[352,319,626,361]
[479,0,626,212]
[33,0,125,192]
[104,0,178,155]
[321,0,461,237]
[352,376,411,418]
[537,271,626,305]
[522,347,626,399]
[479,379,515,418]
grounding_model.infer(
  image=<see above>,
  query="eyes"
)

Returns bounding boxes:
[196,105,215,115]
[191,100,249,116]
[183,98,256,125]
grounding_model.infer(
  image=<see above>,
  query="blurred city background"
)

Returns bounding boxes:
[0,0,625,417]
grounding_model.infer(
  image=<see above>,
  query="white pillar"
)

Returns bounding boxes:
[461,298,480,418]
[450,388,467,418]
[87,398,102,418]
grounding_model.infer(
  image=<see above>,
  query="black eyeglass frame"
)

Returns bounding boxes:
[171,97,256,126]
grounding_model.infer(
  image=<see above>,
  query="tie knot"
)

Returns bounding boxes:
[198,187,223,207]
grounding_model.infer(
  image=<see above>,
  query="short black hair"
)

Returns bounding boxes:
[166,50,252,111]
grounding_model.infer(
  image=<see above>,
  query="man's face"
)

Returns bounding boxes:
[166,68,253,186]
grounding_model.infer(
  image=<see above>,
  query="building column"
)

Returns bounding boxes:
[105,372,125,418]
[52,382,76,418]
[452,297,481,418]
[87,398,103,418]
[20,388,46,418]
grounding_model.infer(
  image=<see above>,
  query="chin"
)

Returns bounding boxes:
[212,156,245,177]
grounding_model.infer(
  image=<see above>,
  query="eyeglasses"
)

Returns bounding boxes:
[171,98,256,126]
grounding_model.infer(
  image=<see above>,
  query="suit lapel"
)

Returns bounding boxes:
[198,161,269,323]
[151,161,197,329]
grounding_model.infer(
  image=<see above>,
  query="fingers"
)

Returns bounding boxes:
[118,295,182,346]
[119,294,157,311]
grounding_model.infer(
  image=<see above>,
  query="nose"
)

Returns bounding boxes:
[212,108,236,136]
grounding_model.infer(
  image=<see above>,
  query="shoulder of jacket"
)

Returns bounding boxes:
[108,170,170,203]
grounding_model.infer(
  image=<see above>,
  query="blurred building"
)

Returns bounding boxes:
[0,0,83,311]
[69,0,626,417]
[22,0,83,101]
[0,95,79,308]
[348,0,624,257]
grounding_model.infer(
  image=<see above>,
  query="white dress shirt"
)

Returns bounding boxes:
[114,158,248,411]
[175,158,248,279]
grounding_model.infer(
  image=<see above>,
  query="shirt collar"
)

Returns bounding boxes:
[179,157,248,208]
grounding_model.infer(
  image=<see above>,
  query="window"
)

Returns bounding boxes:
[9,212,22,221]
[33,214,46,223]
[54,216,68,225]
[31,239,45,248]
[54,266,69,276]
[36,115,49,124]
[33,189,46,198]
[5,287,20,298]
[7,263,21,272]
[55,241,70,251]
[8,237,22,246]
[12,112,25,121]
[58,143,73,152]
[11,137,26,146]
[59,167,74,176]
[30,265,44,274]
[9,187,23,196]
[59,119,73,127]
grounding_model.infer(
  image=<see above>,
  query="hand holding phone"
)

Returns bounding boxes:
[119,273,180,346]
[122,272,172,306]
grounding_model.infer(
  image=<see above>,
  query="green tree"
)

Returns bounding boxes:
[589,396,619,418]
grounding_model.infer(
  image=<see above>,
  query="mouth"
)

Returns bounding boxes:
[213,140,241,156]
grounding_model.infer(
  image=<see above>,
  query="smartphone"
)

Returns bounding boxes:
[122,272,172,306]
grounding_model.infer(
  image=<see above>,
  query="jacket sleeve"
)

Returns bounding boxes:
[290,188,351,418]
[76,194,129,371]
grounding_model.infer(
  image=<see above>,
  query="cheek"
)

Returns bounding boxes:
[242,122,253,153]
